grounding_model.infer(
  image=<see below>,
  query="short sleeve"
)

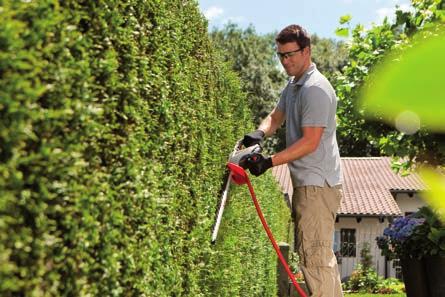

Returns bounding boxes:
[301,86,331,127]
[276,84,288,113]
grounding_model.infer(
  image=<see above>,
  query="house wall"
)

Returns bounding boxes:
[394,193,426,215]
[335,217,393,280]
[334,193,426,281]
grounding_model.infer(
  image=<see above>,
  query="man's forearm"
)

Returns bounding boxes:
[258,109,284,137]
[270,136,316,166]
[270,126,324,166]
[257,115,275,137]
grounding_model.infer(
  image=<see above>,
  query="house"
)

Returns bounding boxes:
[271,157,426,280]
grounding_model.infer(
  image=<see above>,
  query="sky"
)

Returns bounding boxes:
[198,0,413,39]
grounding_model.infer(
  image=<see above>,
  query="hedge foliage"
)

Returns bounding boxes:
[0,1,290,296]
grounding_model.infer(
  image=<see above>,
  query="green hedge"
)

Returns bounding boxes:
[0,1,290,296]
[205,178,291,296]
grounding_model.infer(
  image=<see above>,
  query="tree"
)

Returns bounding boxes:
[334,0,445,168]
[360,242,374,270]
[311,34,348,82]
[210,23,285,125]
[210,23,348,152]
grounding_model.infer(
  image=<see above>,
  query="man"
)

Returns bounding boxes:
[242,24,343,297]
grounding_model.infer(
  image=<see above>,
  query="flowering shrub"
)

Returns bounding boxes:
[383,217,426,241]
[344,242,404,293]
[376,216,425,259]
[344,264,379,293]
[294,271,305,282]
[344,265,405,294]
[376,206,445,260]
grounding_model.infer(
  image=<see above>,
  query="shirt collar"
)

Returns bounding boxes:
[291,63,317,86]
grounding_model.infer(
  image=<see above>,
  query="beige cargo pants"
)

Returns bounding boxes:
[292,184,343,297]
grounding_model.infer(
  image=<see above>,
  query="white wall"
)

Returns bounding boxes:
[335,217,391,280]
[334,192,427,281]
[395,193,426,215]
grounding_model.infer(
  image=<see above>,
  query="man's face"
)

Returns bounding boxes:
[276,41,308,78]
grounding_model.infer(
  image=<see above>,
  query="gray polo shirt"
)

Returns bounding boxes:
[276,63,342,187]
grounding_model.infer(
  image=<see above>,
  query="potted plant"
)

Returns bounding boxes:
[415,206,445,297]
[376,206,445,297]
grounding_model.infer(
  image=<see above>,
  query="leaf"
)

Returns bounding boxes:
[438,10,445,22]
[419,167,445,223]
[428,227,444,244]
[335,27,349,38]
[359,24,445,132]
[339,14,352,25]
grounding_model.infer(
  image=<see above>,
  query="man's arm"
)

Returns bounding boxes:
[258,107,285,137]
[271,126,324,166]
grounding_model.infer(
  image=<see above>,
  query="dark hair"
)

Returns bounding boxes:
[275,24,311,49]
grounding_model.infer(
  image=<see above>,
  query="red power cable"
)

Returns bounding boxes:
[227,163,308,297]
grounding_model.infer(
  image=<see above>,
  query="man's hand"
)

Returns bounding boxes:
[242,130,265,147]
[246,154,273,177]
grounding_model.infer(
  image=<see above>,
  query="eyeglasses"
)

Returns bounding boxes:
[276,48,304,60]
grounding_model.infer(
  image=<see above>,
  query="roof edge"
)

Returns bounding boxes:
[337,213,402,217]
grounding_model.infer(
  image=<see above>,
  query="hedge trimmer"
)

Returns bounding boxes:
[211,141,261,244]
[211,142,307,297]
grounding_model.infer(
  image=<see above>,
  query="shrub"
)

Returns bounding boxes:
[344,265,379,293]
[376,206,445,260]
[360,242,373,270]
[0,1,289,296]
[344,243,405,294]
[344,266,405,294]
[375,278,405,294]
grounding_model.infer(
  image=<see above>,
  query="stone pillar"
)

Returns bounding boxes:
[277,242,290,297]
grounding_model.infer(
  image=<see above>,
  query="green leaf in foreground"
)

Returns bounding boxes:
[420,168,445,223]
[335,27,349,37]
[359,25,445,133]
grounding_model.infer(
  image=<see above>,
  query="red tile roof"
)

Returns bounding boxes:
[271,157,426,216]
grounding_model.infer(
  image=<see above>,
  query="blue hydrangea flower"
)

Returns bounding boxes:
[383,216,425,243]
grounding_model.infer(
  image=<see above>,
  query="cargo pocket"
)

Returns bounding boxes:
[304,240,334,268]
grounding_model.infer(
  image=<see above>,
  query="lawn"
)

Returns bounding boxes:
[345,293,406,297]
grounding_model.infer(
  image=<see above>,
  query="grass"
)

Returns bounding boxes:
[345,293,406,297]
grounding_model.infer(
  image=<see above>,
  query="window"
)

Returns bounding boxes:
[393,259,403,280]
[333,231,340,253]
[333,231,342,264]
[340,229,356,257]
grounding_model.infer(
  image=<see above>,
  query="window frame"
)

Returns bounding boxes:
[340,228,356,258]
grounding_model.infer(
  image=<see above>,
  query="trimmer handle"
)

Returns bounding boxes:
[238,151,263,169]
[228,143,262,168]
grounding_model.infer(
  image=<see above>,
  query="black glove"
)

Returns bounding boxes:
[242,130,265,147]
[246,154,273,177]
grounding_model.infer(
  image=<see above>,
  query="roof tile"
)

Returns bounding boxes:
[271,157,425,216]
